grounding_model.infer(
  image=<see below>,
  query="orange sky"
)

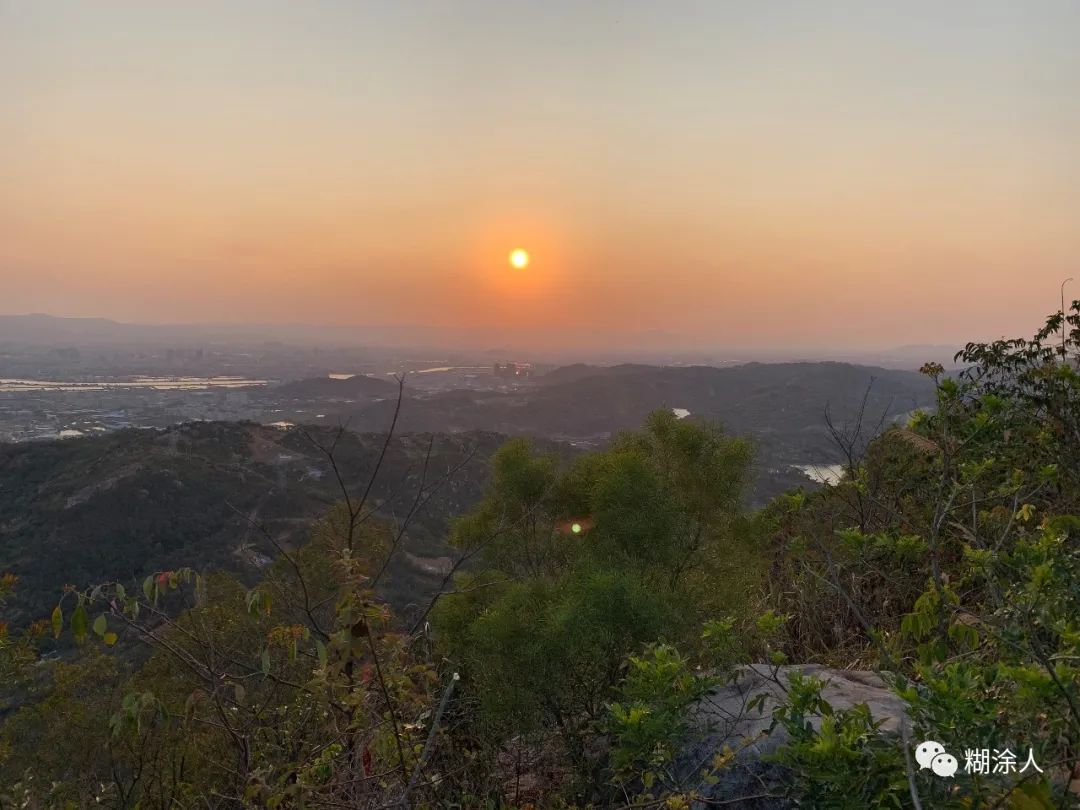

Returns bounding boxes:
[2,2,1078,349]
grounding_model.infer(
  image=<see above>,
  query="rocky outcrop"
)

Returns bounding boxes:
[679,664,908,808]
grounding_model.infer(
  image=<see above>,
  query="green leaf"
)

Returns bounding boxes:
[93,614,107,638]
[51,605,63,639]
[261,649,271,675]
[71,604,89,643]
[1007,779,1057,809]
[143,575,154,602]
[115,583,126,601]
[316,639,328,669]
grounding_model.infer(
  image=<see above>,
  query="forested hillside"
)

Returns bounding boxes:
[0,361,930,633]
[266,361,935,502]
[1,311,1078,807]
[318,361,933,455]
[0,424,513,630]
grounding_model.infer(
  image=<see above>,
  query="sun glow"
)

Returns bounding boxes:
[509,248,530,269]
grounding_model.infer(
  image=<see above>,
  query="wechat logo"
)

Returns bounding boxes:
[915,740,958,777]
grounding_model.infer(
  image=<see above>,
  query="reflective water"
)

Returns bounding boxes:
[0,376,268,392]
[794,463,845,485]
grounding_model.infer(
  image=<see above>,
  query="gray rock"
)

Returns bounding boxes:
[678,664,908,808]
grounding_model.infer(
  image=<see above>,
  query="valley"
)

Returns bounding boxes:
[0,360,934,634]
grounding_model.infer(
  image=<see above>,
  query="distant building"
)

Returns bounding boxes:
[493,362,533,379]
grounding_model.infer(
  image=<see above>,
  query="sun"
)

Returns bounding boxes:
[509,248,530,269]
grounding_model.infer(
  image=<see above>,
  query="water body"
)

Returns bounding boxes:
[794,463,845,486]
[0,376,268,392]
[383,366,491,375]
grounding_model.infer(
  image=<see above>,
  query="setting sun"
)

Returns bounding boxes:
[509,248,530,269]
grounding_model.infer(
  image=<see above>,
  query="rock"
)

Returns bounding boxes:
[679,664,908,808]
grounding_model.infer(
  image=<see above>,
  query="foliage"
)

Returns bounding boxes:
[4,308,1080,807]
[761,305,1080,808]
[771,672,909,808]
[607,644,714,797]
[1,495,452,807]
[432,412,755,793]
[0,411,756,808]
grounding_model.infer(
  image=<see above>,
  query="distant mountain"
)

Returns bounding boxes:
[270,361,934,503]
[0,314,708,354]
[0,314,973,365]
[823,344,963,369]
[0,313,131,344]
[0,361,936,633]
[535,363,657,386]
[533,362,929,430]
[337,361,933,446]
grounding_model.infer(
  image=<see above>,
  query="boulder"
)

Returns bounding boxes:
[679,664,908,808]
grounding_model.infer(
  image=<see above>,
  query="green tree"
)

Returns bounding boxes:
[762,306,1080,807]
[433,412,755,796]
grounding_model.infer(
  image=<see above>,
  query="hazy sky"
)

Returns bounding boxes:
[2,1,1078,349]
